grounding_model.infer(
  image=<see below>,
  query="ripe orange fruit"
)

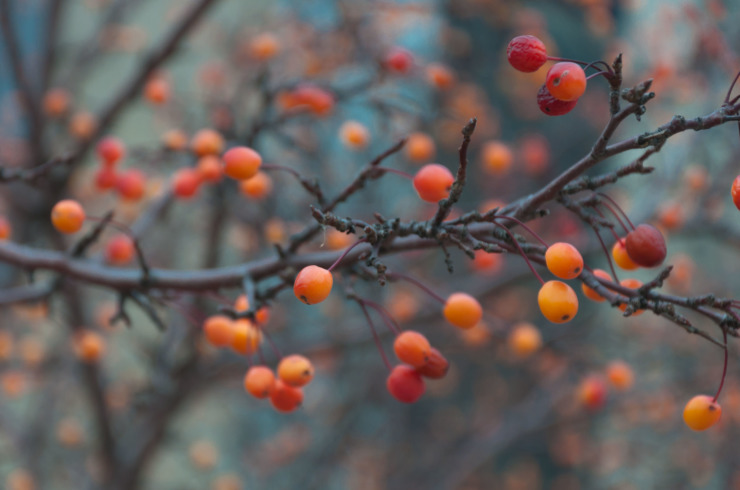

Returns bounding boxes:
[581,269,611,302]
[244,365,276,399]
[51,200,86,234]
[537,280,578,323]
[293,265,333,305]
[443,293,483,329]
[73,331,106,363]
[405,132,436,163]
[203,315,235,347]
[277,354,315,387]
[507,322,542,358]
[223,146,262,180]
[393,331,431,367]
[239,171,272,199]
[190,129,224,156]
[683,395,721,431]
[270,380,303,412]
[545,242,583,280]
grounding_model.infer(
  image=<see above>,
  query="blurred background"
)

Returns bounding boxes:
[1,0,740,489]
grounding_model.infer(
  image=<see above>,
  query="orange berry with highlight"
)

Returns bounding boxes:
[277,354,315,387]
[545,242,583,280]
[239,171,272,200]
[618,278,644,315]
[339,120,370,149]
[270,380,303,412]
[230,319,262,355]
[507,322,542,358]
[51,199,86,234]
[115,169,146,201]
[683,395,721,431]
[43,87,70,117]
[293,265,333,305]
[537,280,578,324]
[105,234,135,265]
[196,155,222,183]
[244,366,276,399]
[481,141,513,175]
[203,315,235,347]
[606,361,634,391]
[96,137,125,166]
[190,129,224,157]
[545,62,587,102]
[413,164,454,203]
[172,168,201,199]
[73,331,106,363]
[393,330,432,368]
[612,239,639,270]
[387,364,425,403]
[443,293,483,329]
[581,269,611,302]
[416,347,449,379]
[223,146,262,180]
[405,132,436,163]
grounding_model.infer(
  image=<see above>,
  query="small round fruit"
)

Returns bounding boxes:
[625,224,667,268]
[144,77,170,104]
[425,63,455,90]
[405,132,436,163]
[537,280,579,324]
[506,35,547,72]
[222,146,262,180]
[618,278,644,315]
[190,129,224,156]
[96,137,125,166]
[731,175,740,211]
[683,395,721,431]
[393,331,431,368]
[413,164,454,203]
[51,200,86,234]
[612,239,639,271]
[545,62,587,102]
[0,216,10,240]
[105,234,135,265]
[481,141,513,175]
[579,375,607,410]
[443,293,483,329]
[196,155,222,183]
[203,315,235,347]
[94,166,117,191]
[43,87,71,117]
[270,380,303,412]
[277,354,314,387]
[339,120,370,149]
[239,171,272,200]
[73,331,105,363]
[416,348,449,379]
[384,47,414,74]
[248,32,281,61]
[545,242,584,280]
[293,265,333,305]
[172,168,201,199]
[537,84,578,116]
[507,322,542,358]
[230,319,262,355]
[115,169,146,201]
[386,365,425,403]
[244,366,276,399]
[606,361,634,391]
[581,269,611,302]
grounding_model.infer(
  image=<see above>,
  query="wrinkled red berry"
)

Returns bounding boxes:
[625,224,667,268]
[507,35,548,73]
[537,84,578,116]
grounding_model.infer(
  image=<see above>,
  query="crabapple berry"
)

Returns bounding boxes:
[425,63,455,90]
[579,375,607,410]
[506,35,547,73]
[248,32,281,61]
[230,319,262,355]
[144,77,170,105]
[239,171,273,200]
[546,62,587,101]
[416,347,449,379]
[683,395,721,431]
[731,175,740,210]
[244,366,276,399]
[51,200,86,234]
[115,169,146,201]
[339,120,370,150]
[386,365,425,403]
[581,269,611,302]
[94,166,117,191]
[545,242,583,280]
[270,380,303,412]
[0,216,10,240]
[443,293,483,329]
[612,239,639,270]
[606,361,634,391]
[162,129,188,151]
[96,137,125,166]
[73,331,106,363]
[196,155,222,183]
[172,168,201,199]
[222,146,262,180]
[618,278,644,315]
[625,224,666,268]
[69,111,97,140]
[42,88,70,117]
[384,47,414,74]
[537,280,578,324]
[105,234,135,265]
[413,164,454,203]
[293,265,333,305]
[537,84,578,116]
[405,132,436,163]
[481,141,513,175]
[277,354,315,388]
[507,322,542,358]
[393,331,432,368]
[190,129,224,156]
[203,315,235,347]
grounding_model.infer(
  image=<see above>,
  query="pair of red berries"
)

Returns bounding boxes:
[506,35,587,116]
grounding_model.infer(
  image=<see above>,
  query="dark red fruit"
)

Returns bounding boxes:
[416,348,449,379]
[387,365,425,403]
[384,47,414,74]
[537,84,578,116]
[625,224,667,268]
[506,35,547,73]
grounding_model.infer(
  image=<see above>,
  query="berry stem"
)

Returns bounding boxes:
[261,328,283,360]
[361,299,401,334]
[386,272,447,304]
[725,70,740,104]
[597,193,635,230]
[261,163,301,178]
[357,302,392,370]
[490,222,545,285]
[586,71,611,81]
[593,207,622,242]
[546,57,612,74]
[493,215,549,247]
[327,238,367,272]
[592,227,620,283]
[376,167,414,180]
[713,327,728,403]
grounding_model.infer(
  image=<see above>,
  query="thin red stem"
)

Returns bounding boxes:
[493,215,549,247]
[358,302,392,370]
[713,327,728,403]
[593,207,622,242]
[327,238,367,272]
[592,227,619,283]
[490,222,545,285]
[597,193,635,230]
[725,71,740,104]
[361,299,401,335]
[386,272,447,304]
[376,167,414,180]
[261,328,282,360]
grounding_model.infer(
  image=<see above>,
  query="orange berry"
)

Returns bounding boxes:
[618,278,644,315]
[683,395,722,431]
[96,137,125,166]
[325,228,353,250]
[443,292,483,329]
[244,365,276,399]
[105,234,135,265]
[189,440,219,470]
[162,129,188,151]
[43,87,70,117]
[405,132,436,163]
[69,111,97,140]
[277,354,315,387]
[545,242,583,280]
[270,379,303,412]
[0,216,11,240]
[579,375,607,410]
[684,165,708,192]
[190,129,224,157]
[230,319,262,355]
[222,146,262,180]
[537,280,578,324]
[1,371,26,398]
[339,120,370,149]
[115,169,146,201]
[426,63,455,90]
[239,171,272,199]
[293,265,333,305]
[203,315,234,347]
[6,469,34,490]
[248,32,280,61]
[387,364,425,403]
[144,77,170,104]
[606,361,634,391]
[255,306,270,326]
[234,294,249,312]
[51,199,86,234]
[612,239,639,270]
[471,249,503,274]
[581,269,611,302]
[172,168,201,199]
[481,141,513,175]
[196,155,222,183]
[94,166,117,191]
[416,347,449,379]
[545,62,587,101]
[413,163,454,203]
[393,330,431,368]
[283,84,334,116]
[507,322,542,358]
[73,331,105,363]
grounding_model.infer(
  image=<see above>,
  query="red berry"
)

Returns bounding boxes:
[731,175,740,210]
[506,35,548,73]
[625,224,666,268]
[386,365,425,403]
[416,348,449,379]
[172,168,201,199]
[115,169,146,201]
[94,166,117,191]
[413,164,454,203]
[269,380,303,412]
[384,47,414,74]
[96,137,125,166]
[545,62,587,101]
[537,84,578,116]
